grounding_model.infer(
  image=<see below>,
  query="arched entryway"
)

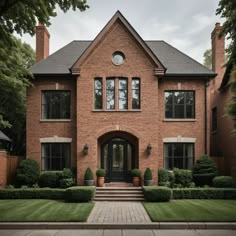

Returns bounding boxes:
[98,131,138,182]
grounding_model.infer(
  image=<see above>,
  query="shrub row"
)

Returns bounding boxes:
[143,186,236,202]
[0,187,95,202]
[173,188,236,199]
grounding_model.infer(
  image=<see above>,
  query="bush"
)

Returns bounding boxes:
[96,168,105,177]
[192,155,217,186]
[59,178,75,188]
[172,188,236,199]
[173,168,193,188]
[158,168,173,187]
[62,168,73,178]
[0,188,65,199]
[65,186,95,202]
[84,168,94,180]
[131,168,141,177]
[213,176,234,188]
[38,172,62,188]
[15,159,40,187]
[143,186,171,202]
[144,168,152,180]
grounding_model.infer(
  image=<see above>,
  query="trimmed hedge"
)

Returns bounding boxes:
[173,168,193,188]
[0,188,65,199]
[143,186,171,202]
[173,188,236,199]
[38,172,62,188]
[65,186,95,202]
[213,176,234,188]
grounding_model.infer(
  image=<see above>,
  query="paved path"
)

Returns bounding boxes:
[87,202,151,223]
[0,229,236,236]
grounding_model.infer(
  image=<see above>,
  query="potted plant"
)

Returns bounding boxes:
[144,168,153,186]
[131,168,141,186]
[96,168,105,187]
[84,167,94,186]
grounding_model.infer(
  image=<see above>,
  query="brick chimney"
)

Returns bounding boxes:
[36,23,50,62]
[211,23,225,88]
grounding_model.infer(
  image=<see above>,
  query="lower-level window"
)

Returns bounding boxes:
[41,143,70,170]
[164,143,194,169]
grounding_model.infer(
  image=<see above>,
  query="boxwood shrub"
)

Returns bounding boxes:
[38,171,62,188]
[173,168,193,188]
[143,186,171,202]
[65,186,95,202]
[172,188,236,199]
[212,176,234,188]
[0,188,65,199]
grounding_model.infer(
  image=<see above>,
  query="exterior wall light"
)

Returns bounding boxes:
[147,143,152,155]
[83,144,88,155]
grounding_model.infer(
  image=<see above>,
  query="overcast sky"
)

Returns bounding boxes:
[19,0,224,64]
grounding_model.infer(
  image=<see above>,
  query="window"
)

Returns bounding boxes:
[112,51,125,65]
[212,107,217,131]
[41,143,70,170]
[165,91,195,119]
[106,79,115,110]
[94,78,102,109]
[132,78,140,109]
[118,78,128,109]
[164,143,194,169]
[42,91,70,119]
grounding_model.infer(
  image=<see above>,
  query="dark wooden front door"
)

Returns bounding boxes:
[101,138,135,182]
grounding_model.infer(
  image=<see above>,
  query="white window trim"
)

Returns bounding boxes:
[163,136,196,143]
[40,136,72,143]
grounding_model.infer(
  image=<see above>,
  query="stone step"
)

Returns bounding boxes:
[96,191,143,194]
[94,197,145,201]
[95,193,143,197]
[96,187,142,190]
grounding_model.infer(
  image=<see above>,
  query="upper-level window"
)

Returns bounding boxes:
[41,143,70,171]
[165,91,195,119]
[112,51,125,65]
[118,79,128,109]
[132,78,140,109]
[42,91,70,119]
[212,107,217,131]
[94,78,102,109]
[106,79,115,110]
[164,143,194,170]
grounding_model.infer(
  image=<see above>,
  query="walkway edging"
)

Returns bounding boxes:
[0,222,236,230]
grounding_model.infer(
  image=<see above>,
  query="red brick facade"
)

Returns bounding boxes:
[27,13,214,185]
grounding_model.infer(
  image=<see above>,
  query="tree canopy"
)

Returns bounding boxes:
[203,49,212,69]
[0,0,89,45]
[217,0,236,133]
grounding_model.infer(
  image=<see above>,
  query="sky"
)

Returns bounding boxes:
[19,0,225,64]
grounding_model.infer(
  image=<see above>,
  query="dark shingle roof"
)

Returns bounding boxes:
[31,40,215,77]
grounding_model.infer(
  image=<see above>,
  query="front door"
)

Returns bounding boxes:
[101,138,135,182]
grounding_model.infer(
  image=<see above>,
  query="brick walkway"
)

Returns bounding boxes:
[87,202,151,223]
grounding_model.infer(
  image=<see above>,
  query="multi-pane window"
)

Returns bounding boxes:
[41,143,70,170]
[106,79,115,110]
[118,79,128,109]
[94,78,102,109]
[42,91,70,119]
[164,143,194,170]
[212,107,217,131]
[165,91,195,119]
[132,78,140,109]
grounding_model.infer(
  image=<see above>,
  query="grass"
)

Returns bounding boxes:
[143,200,236,222]
[0,199,94,222]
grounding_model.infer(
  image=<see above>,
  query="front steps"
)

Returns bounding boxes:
[94,187,144,201]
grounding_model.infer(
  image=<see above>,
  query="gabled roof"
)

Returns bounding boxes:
[30,11,216,78]
[71,11,165,75]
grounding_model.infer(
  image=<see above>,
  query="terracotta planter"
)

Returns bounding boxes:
[132,177,140,187]
[97,177,105,187]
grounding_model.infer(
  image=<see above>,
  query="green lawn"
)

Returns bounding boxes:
[143,200,236,222]
[0,200,94,222]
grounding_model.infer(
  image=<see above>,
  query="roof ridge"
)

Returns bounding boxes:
[160,40,214,73]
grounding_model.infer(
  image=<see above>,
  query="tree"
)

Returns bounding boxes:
[0,0,89,45]
[0,35,35,155]
[203,49,212,69]
[217,0,236,133]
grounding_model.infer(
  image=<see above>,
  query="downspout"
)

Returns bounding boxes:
[204,79,209,154]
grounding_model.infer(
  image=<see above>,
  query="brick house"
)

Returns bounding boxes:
[210,23,236,179]
[27,11,216,185]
